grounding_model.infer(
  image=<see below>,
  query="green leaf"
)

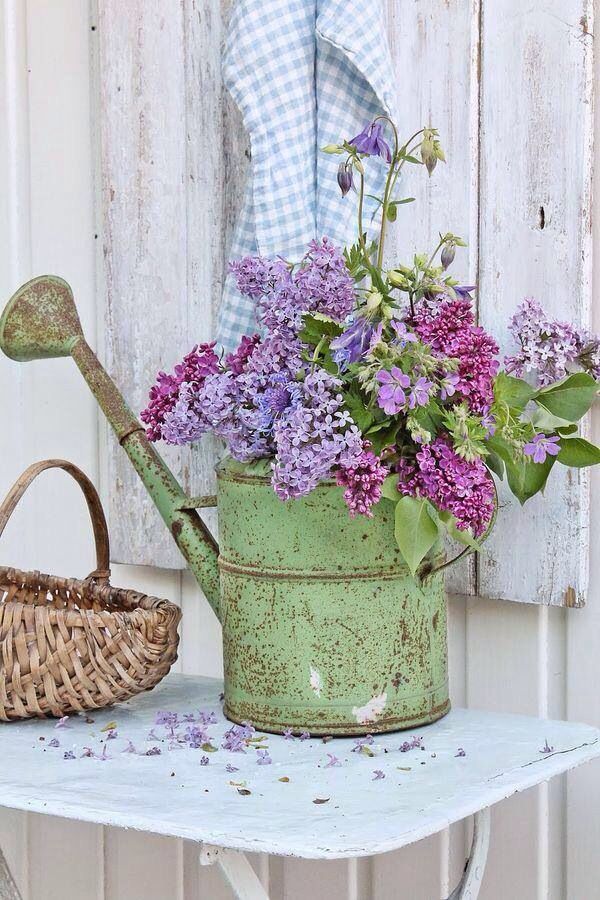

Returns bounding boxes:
[437,510,482,550]
[410,400,443,437]
[494,372,536,411]
[394,496,439,576]
[557,436,600,468]
[535,373,598,422]
[381,474,399,502]
[298,313,343,346]
[365,420,401,456]
[530,406,577,432]
[343,388,374,434]
[488,434,555,504]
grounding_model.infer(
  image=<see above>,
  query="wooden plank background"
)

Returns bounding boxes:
[0,1,599,898]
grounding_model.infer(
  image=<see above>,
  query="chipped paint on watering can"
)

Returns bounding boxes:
[217,458,449,735]
[0,276,450,736]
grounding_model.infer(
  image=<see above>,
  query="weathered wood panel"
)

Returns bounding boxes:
[476,0,594,605]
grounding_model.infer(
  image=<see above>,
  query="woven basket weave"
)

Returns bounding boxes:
[0,459,181,720]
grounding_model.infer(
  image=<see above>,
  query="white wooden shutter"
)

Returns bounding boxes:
[98,0,593,605]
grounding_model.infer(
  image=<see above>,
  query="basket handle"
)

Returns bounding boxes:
[0,459,110,582]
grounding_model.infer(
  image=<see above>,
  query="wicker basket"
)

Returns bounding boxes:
[0,459,181,720]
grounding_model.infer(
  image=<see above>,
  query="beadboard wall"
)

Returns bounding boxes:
[0,2,599,898]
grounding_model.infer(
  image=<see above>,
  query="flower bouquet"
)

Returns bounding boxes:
[142,117,600,579]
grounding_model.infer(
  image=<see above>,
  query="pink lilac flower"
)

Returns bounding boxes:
[397,437,495,537]
[324,753,342,768]
[409,376,434,409]
[225,333,261,374]
[256,749,272,765]
[372,770,385,780]
[141,344,220,441]
[505,297,600,385]
[376,366,410,415]
[349,121,392,163]
[523,433,560,464]
[411,297,499,413]
[336,449,389,517]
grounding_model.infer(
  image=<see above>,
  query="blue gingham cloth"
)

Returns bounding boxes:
[218,0,396,349]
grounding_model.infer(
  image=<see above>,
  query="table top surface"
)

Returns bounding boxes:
[1,674,599,859]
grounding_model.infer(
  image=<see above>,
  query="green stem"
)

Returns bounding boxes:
[356,167,371,268]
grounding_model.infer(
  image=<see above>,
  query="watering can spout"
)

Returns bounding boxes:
[0,276,221,618]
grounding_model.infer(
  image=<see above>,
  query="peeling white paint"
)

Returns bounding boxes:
[309,666,322,697]
[352,692,387,724]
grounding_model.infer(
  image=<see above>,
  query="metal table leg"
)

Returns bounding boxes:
[0,844,21,900]
[200,844,270,900]
[447,808,491,900]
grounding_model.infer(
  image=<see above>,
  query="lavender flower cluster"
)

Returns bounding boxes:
[505,297,600,386]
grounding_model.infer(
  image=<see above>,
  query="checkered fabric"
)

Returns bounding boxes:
[217,0,396,349]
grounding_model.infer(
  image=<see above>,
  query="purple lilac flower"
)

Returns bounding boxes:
[106,729,118,741]
[397,437,495,538]
[330,317,374,367]
[225,334,261,374]
[336,449,389,518]
[325,753,342,768]
[283,728,295,740]
[256,749,272,765]
[540,739,554,754]
[200,756,210,766]
[352,735,374,752]
[272,370,363,500]
[399,736,423,752]
[63,751,76,760]
[185,725,210,749]
[349,121,392,162]
[48,738,60,748]
[409,376,434,409]
[455,748,466,758]
[81,747,95,758]
[299,731,311,741]
[226,764,240,773]
[376,366,411,415]
[372,769,385,780]
[55,716,69,729]
[141,344,220,442]
[123,741,137,754]
[198,710,218,727]
[229,255,285,300]
[505,297,600,385]
[145,747,162,756]
[523,433,561,464]
[222,722,255,752]
[410,297,499,413]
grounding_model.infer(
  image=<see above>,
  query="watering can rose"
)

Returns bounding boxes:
[142,117,600,577]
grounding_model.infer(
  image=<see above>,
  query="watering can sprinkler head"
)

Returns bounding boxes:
[0,275,84,361]
[0,275,222,617]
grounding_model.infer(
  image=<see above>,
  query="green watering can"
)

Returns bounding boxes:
[0,276,449,735]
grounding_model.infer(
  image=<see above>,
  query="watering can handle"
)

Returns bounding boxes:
[0,459,111,582]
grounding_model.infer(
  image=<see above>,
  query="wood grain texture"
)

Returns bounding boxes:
[476,0,594,605]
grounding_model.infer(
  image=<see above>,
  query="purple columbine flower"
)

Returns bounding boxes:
[376,366,411,415]
[324,753,342,768]
[256,749,272,765]
[349,121,392,163]
[331,317,375,368]
[409,376,434,409]
[372,769,385,780]
[337,160,354,196]
[523,433,561,464]
[390,320,418,348]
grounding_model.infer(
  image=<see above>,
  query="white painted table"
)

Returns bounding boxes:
[0,675,598,900]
